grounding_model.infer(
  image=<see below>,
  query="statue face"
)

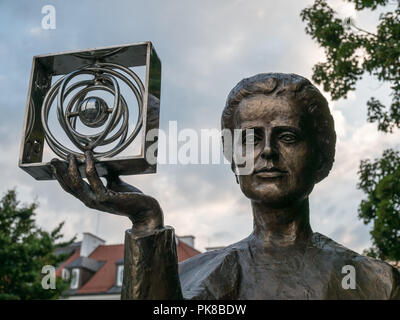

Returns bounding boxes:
[234,94,319,207]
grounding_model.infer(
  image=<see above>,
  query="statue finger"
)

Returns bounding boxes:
[85,151,107,196]
[51,159,78,197]
[68,154,92,195]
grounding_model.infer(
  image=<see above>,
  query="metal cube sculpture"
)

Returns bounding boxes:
[19,42,161,180]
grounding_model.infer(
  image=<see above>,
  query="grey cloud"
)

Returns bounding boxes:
[0,0,390,252]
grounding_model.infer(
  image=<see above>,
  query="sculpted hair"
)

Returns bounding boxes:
[221,73,336,183]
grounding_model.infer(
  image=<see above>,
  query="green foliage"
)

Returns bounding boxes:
[301,0,400,263]
[301,0,400,132]
[0,189,75,299]
[349,0,391,11]
[357,149,400,261]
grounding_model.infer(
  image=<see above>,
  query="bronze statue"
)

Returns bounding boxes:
[51,73,400,299]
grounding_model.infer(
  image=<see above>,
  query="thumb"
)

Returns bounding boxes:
[105,174,143,193]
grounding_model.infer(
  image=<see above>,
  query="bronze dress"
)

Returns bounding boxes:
[121,226,400,300]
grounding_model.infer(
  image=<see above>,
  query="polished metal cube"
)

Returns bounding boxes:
[19,42,161,180]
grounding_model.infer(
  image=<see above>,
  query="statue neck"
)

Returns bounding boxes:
[251,198,312,249]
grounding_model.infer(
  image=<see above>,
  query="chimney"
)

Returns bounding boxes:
[178,235,195,248]
[80,232,105,257]
[205,246,225,252]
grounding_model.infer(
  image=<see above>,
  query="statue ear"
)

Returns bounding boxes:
[314,153,326,184]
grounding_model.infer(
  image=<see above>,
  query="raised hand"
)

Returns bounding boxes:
[51,151,163,234]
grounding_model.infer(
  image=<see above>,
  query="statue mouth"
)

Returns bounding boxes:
[253,167,288,178]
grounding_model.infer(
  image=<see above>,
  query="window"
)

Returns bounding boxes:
[117,265,124,287]
[70,268,80,289]
[61,268,70,280]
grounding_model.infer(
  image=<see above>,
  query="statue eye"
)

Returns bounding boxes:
[242,131,261,145]
[279,132,297,143]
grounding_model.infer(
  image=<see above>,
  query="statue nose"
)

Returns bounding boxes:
[260,140,278,160]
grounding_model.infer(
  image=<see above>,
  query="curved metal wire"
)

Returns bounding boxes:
[41,63,144,160]
[25,97,35,140]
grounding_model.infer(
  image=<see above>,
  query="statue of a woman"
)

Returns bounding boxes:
[51,73,400,299]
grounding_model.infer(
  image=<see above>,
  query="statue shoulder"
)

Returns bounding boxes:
[178,238,249,299]
[312,232,400,299]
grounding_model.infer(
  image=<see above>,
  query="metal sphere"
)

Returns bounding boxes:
[78,96,108,128]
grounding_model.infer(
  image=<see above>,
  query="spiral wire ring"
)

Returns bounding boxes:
[41,63,144,160]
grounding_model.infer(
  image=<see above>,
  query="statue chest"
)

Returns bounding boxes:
[235,251,346,299]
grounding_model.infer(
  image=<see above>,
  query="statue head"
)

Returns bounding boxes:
[221,73,336,207]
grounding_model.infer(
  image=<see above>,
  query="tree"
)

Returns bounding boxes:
[301,0,400,263]
[357,149,400,263]
[0,189,75,299]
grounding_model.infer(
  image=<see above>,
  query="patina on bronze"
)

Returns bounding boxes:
[52,73,400,299]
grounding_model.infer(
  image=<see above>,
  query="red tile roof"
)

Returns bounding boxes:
[57,238,200,295]
[177,240,201,262]
[56,249,80,277]
[77,244,124,294]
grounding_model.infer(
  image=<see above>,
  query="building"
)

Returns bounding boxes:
[56,232,201,299]
[205,246,225,252]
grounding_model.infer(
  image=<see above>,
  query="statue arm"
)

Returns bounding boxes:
[121,226,183,300]
[51,151,183,299]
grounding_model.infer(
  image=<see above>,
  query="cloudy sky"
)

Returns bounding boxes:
[1,0,399,253]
